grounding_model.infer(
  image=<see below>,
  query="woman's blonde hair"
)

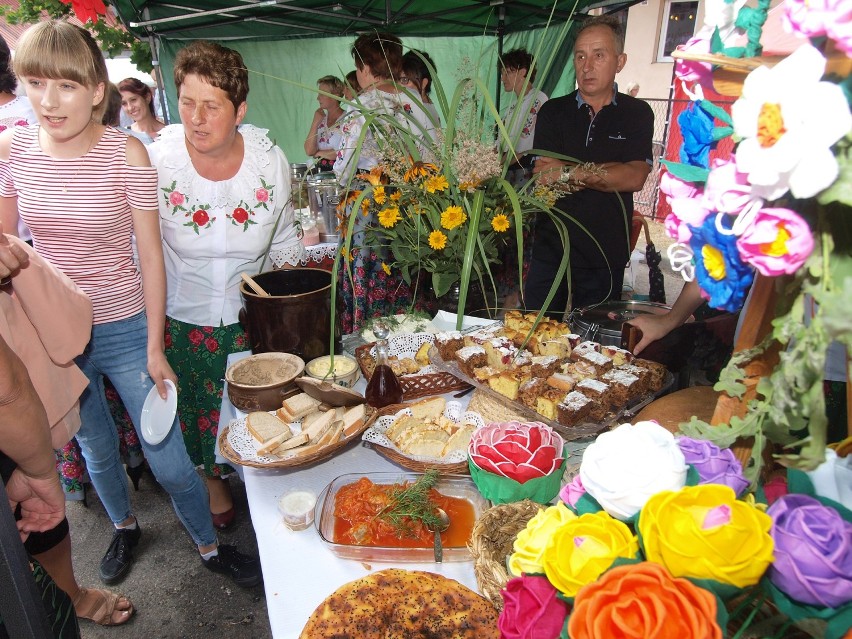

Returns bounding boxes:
[317,75,344,98]
[13,21,108,121]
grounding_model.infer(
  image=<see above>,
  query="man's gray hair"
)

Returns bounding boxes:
[577,15,625,55]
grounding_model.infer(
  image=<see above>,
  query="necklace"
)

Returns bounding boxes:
[43,125,97,193]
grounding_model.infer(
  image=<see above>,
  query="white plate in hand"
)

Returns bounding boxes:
[141,379,177,445]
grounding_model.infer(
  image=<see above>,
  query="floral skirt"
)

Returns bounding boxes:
[165,317,247,478]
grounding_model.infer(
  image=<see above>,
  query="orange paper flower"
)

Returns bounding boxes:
[568,562,722,639]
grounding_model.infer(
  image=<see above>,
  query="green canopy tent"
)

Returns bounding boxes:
[112,0,637,160]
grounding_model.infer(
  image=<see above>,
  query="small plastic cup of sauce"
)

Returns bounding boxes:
[278,488,317,531]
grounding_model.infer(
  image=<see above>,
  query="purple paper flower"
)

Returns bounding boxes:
[559,474,586,508]
[679,101,716,169]
[767,494,852,608]
[689,215,755,312]
[676,437,749,496]
[736,207,814,276]
[499,574,571,639]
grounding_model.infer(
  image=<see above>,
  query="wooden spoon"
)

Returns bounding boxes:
[241,272,270,297]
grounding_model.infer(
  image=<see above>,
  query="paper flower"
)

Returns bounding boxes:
[767,494,852,608]
[541,511,639,597]
[59,0,107,23]
[499,575,571,639]
[568,562,722,639]
[806,448,852,510]
[469,421,564,483]
[579,421,688,520]
[736,207,814,276]
[689,215,754,312]
[784,0,852,55]
[679,101,716,168]
[674,36,715,90]
[702,156,760,217]
[639,484,775,588]
[559,474,586,509]
[732,44,852,201]
[677,436,750,495]
[509,502,575,577]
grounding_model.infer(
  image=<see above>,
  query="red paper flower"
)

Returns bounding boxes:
[499,575,570,639]
[59,0,107,24]
[469,421,564,483]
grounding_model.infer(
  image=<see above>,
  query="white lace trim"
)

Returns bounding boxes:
[153,123,276,209]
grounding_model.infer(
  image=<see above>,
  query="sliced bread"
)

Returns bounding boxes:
[341,404,367,437]
[409,396,446,420]
[302,409,336,443]
[279,392,321,421]
[269,432,310,456]
[246,411,290,444]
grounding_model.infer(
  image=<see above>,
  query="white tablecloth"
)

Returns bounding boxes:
[217,352,480,639]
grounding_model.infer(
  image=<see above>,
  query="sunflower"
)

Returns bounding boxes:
[404,160,438,182]
[381,262,391,275]
[424,174,449,193]
[378,206,402,228]
[441,205,467,230]
[491,214,510,232]
[373,186,387,205]
[428,230,448,250]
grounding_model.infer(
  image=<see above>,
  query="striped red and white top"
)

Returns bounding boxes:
[0,125,158,324]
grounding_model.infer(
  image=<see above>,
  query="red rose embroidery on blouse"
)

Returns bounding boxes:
[193,210,210,226]
[232,207,249,224]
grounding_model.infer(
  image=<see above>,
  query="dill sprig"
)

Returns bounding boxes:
[376,470,442,537]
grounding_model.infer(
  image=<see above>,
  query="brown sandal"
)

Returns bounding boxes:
[72,587,134,626]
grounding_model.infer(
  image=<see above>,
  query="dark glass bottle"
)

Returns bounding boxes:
[365,323,403,408]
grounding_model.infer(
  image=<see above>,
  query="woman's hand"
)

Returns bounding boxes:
[6,468,65,542]
[147,349,177,399]
[0,226,29,281]
[626,314,678,355]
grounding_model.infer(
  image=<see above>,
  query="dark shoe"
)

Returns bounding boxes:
[126,464,144,491]
[202,544,262,588]
[211,507,236,531]
[99,524,142,584]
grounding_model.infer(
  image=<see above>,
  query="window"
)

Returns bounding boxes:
[657,0,698,62]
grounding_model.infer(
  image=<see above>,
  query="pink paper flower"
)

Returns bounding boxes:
[702,156,759,216]
[499,575,571,639]
[560,474,586,508]
[674,36,715,91]
[736,207,814,276]
[660,170,710,243]
[784,0,852,54]
[469,421,564,483]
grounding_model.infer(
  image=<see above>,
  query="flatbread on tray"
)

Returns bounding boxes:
[299,568,499,639]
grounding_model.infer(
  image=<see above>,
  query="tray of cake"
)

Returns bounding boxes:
[427,310,670,441]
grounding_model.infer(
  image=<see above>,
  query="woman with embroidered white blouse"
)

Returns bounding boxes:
[148,41,303,528]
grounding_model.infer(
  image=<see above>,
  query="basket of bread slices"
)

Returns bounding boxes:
[355,333,471,400]
[361,396,485,474]
[219,376,373,468]
[428,310,670,440]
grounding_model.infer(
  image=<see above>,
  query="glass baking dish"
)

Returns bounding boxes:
[315,472,487,562]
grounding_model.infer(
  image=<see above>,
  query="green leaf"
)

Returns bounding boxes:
[660,160,710,184]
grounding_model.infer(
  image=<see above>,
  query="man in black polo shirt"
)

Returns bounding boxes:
[527,15,654,317]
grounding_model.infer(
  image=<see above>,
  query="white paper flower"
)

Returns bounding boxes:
[579,421,688,520]
[732,44,852,200]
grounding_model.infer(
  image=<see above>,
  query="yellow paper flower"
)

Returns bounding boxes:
[373,186,387,205]
[390,191,401,202]
[638,484,774,588]
[381,262,391,275]
[377,206,401,228]
[492,214,510,233]
[441,205,467,230]
[509,503,574,577]
[424,174,449,193]
[404,160,438,182]
[428,230,447,250]
[541,512,639,597]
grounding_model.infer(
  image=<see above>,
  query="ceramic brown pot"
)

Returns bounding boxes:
[239,268,341,360]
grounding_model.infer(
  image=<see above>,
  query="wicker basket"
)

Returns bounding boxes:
[365,403,471,474]
[467,499,544,609]
[355,342,470,400]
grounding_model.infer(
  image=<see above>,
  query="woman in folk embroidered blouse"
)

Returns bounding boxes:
[148,41,303,525]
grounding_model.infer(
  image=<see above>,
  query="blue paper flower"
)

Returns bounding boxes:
[688,215,754,312]
[678,101,715,169]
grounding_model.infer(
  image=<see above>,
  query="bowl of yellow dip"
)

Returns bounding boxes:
[305,355,360,388]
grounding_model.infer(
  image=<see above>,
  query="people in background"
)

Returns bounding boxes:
[498,48,548,185]
[304,75,346,173]
[119,77,164,145]
[400,49,439,124]
[529,16,654,317]
[0,21,262,590]
[149,40,304,530]
[625,81,640,97]
[344,70,361,101]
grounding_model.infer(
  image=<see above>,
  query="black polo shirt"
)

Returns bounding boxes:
[532,90,654,269]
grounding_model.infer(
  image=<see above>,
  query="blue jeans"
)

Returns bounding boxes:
[74,311,216,547]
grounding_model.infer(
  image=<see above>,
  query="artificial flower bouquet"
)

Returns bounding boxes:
[495,421,852,639]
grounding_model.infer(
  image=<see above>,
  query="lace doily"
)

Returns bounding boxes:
[226,413,302,464]
[362,401,485,464]
[363,332,441,377]
[270,242,336,268]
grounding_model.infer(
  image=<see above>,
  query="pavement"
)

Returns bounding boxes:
[64,218,682,639]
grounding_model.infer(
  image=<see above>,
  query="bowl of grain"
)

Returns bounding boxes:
[225,352,305,412]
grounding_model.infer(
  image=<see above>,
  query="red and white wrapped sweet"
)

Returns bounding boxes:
[469,421,565,484]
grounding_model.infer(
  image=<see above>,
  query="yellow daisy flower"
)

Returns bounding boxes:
[378,206,401,228]
[424,174,449,193]
[337,189,362,212]
[404,160,438,182]
[441,205,467,230]
[459,179,481,192]
[381,262,391,275]
[428,230,448,250]
[373,186,387,205]
[390,191,402,202]
[492,214,510,232]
